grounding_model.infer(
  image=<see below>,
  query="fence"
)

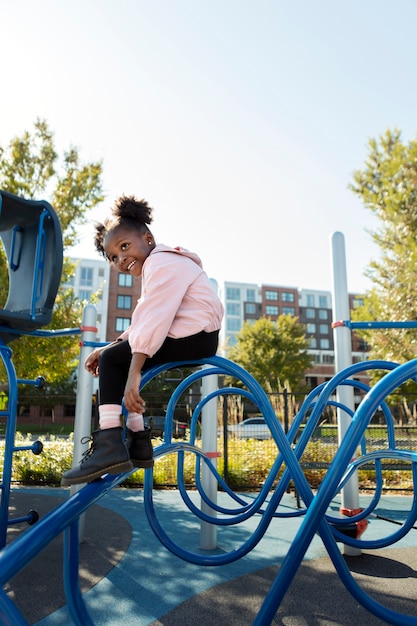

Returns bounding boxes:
[3,387,417,491]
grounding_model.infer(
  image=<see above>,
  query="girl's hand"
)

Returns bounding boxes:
[124,352,148,412]
[124,372,146,413]
[85,349,101,376]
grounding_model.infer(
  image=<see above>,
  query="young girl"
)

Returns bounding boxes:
[62,195,224,485]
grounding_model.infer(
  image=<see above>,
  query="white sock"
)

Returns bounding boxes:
[99,404,123,429]
[126,412,144,432]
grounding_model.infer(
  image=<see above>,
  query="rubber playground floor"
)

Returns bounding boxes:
[5,486,417,625]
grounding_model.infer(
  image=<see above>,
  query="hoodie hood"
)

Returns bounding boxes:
[150,244,203,268]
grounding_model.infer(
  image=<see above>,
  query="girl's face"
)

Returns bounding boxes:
[104,225,155,276]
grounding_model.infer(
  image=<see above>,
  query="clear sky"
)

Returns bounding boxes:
[1,0,416,293]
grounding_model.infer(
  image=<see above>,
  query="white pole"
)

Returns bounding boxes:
[70,304,97,540]
[330,232,361,556]
[200,366,218,550]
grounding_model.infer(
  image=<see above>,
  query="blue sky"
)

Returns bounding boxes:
[1,0,417,293]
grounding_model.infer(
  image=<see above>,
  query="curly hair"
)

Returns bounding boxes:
[94,195,154,257]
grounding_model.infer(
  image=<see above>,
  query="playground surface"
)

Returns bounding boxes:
[5,486,417,625]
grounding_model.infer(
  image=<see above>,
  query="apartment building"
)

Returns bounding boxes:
[65,258,110,343]
[221,281,368,390]
[105,264,141,341]
[66,263,367,390]
[219,282,262,351]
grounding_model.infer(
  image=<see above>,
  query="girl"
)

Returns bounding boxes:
[62,195,224,485]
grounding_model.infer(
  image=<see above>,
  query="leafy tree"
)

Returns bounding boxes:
[227,316,313,393]
[350,128,417,366]
[0,119,104,385]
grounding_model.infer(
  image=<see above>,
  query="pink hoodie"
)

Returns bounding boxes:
[118,244,224,357]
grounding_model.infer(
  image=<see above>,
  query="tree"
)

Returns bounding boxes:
[227,316,313,393]
[349,128,417,366]
[0,119,104,384]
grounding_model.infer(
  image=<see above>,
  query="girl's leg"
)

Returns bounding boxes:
[62,341,138,486]
[143,330,219,371]
[61,331,219,485]
[97,340,145,431]
[127,331,219,470]
[96,340,151,471]
[98,340,131,404]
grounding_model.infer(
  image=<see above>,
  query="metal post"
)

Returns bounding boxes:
[330,232,361,556]
[222,396,229,486]
[283,388,289,434]
[200,365,218,550]
[70,304,97,540]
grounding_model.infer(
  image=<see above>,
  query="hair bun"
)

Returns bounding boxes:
[112,195,153,224]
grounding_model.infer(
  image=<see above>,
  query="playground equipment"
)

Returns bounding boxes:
[0,190,75,549]
[0,194,417,625]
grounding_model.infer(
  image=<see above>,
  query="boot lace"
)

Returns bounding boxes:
[79,435,96,465]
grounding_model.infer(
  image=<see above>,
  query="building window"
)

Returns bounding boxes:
[265,305,279,316]
[319,295,328,308]
[226,318,241,331]
[245,302,256,314]
[322,354,334,364]
[319,324,329,334]
[226,287,241,300]
[283,306,295,316]
[265,290,278,301]
[306,308,315,319]
[116,317,130,332]
[80,267,93,287]
[309,337,317,348]
[99,268,105,277]
[306,323,316,333]
[79,290,91,301]
[320,338,330,349]
[117,295,132,309]
[246,289,256,302]
[306,294,315,307]
[353,297,364,308]
[282,292,295,302]
[226,303,240,315]
[318,309,328,319]
[118,273,133,287]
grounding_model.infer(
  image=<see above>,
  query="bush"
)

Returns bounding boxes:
[5,433,74,485]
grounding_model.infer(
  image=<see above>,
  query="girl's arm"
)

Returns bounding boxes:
[123,351,148,412]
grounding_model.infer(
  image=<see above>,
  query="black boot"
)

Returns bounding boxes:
[126,427,154,468]
[61,427,133,486]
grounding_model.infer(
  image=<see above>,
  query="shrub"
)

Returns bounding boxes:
[0,433,415,491]
[5,433,74,485]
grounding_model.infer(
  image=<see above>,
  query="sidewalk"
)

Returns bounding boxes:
[5,487,417,625]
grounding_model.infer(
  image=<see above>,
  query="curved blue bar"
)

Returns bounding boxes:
[1,352,417,624]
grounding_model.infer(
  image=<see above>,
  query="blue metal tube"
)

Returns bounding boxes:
[254,358,417,625]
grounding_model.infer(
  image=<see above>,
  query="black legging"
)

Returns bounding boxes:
[98,330,219,405]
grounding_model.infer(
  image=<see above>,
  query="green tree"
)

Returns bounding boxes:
[227,316,313,393]
[0,119,104,384]
[350,128,417,366]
